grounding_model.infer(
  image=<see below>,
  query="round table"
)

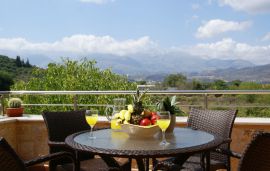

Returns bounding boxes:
[65,128,223,171]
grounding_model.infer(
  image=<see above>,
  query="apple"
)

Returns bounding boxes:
[151,114,160,125]
[140,118,151,126]
[151,112,157,116]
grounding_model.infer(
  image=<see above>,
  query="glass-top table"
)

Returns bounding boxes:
[65,127,223,171]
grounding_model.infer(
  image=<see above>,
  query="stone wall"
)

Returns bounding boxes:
[16,120,48,160]
[0,119,17,150]
[1,116,270,171]
[0,118,48,160]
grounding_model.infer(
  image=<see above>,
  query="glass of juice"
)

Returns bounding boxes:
[157,111,171,146]
[85,109,99,139]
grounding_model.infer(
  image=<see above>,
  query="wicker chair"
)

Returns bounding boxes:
[154,108,237,171]
[0,137,75,171]
[217,131,270,171]
[42,110,130,171]
[236,131,270,171]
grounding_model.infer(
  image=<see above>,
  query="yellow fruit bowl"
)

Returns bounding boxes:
[121,123,160,138]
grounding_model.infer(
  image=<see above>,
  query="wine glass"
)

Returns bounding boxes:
[156,111,171,146]
[85,109,99,139]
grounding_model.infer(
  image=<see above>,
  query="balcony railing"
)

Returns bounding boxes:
[1,90,270,116]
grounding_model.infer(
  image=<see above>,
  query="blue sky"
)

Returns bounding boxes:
[0,0,270,65]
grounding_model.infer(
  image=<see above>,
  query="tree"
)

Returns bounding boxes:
[25,58,31,67]
[163,73,187,89]
[15,56,22,67]
[212,79,228,90]
[230,80,242,87]
[192,79,204,90]
[0,71,14,90]
[12,58,137,114]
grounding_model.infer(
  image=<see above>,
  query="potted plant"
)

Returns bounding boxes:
[157,96,181,133]
[6,98,24,117]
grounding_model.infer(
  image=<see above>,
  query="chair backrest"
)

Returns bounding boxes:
[42,110,89,142]
[0,137,26,171]
[42,110,94,169]
[187,108,237,167]
[238,132,270,171]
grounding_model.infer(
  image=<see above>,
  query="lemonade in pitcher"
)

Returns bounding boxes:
[111,119,122,130]
[106,98,126,130]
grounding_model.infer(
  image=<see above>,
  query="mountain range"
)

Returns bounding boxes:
[88,53,254,75]
[197,64,270,82]
[3,52,270,82]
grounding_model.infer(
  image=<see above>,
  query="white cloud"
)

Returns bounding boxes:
[219,0,270,13]
[1,35,270,65]
[0,35,157,56]
[262,32,270,41]
[181,38,270,65]
[195,19,252,38]
[79,0,114,5]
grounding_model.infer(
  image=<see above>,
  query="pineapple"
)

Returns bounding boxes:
[130,89,148,125]
[130,114,144,125]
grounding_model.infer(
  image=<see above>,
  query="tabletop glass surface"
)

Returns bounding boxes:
[73,128,214,151]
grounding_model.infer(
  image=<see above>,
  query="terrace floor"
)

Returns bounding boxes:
[1,115,270,171]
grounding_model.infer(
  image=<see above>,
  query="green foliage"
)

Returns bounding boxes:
[0,54,34,82]
[230,80,242,87]
[163,73,187,89]
[0,71,14,90]
[25,58,31,67]
[157,96,184,115]
[16,56,22,67]
[4,53,270,117]
[191,79,211,90]
[12,58,137,114]
[8,98,22,108]
[212,79,228,90]
[136,80,147,85]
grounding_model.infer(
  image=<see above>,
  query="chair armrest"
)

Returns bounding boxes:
[24,151,75,167]
[215,148,242,159]
[222,138,232,144]
[48,140,66,147]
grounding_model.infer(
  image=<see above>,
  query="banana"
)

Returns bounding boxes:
[124,111,131,121]
[128,104,134,113]
[120,110,127,120]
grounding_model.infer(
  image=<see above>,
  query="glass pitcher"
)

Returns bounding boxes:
[106,98,126,130]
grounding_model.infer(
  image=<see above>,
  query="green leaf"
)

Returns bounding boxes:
[170,95,176,106]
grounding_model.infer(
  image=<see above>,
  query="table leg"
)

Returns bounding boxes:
[99,155,121,168]
[145,158,149,171]
[136,158,146,171]
[152,158,157,168]
[205,152,210,171]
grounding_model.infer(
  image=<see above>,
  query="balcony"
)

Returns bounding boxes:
[1,90,270,171]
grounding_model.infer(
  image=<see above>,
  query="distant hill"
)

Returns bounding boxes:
[0,52,260,83]
[1,49,255,76]
[90,53,254,76]
[194,64,270,82]
[0,55,35,82]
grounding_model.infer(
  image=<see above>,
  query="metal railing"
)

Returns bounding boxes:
[1,90,270,115]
